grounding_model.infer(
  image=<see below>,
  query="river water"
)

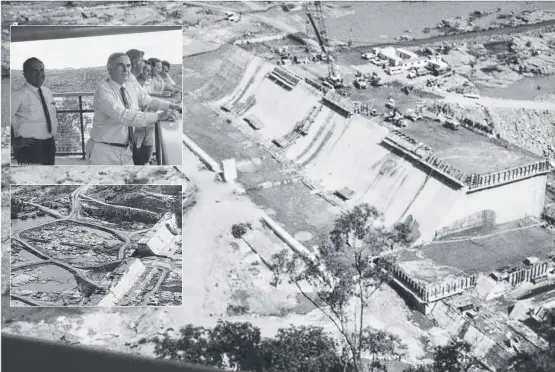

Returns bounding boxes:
[325,1,555,45]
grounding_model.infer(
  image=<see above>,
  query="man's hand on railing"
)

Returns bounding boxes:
[157,110,171,122]
[157,110,178,122]
[169,103,182,113]
[12,137,36,148]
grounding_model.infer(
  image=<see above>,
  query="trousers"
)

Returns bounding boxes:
[13,137,56,165]
[86,140,133,165]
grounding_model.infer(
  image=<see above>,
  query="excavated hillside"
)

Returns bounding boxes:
[185,45,476,243]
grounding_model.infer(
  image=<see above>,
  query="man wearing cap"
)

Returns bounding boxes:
[11,57,58,165]
[147,57,180,94]
[126,49,181,165]
[87,52,173,165]
[160,60,177,86]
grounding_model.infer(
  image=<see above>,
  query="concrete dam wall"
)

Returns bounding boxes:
[188,45,545,243]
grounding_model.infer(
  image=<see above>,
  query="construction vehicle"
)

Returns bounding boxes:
[225,11,241,22]
[354,77,368,89]
[305,1,344,88]
[386,108,403,123]
[361,52,375,60]
[404,109,419,122]
[369,72,382,86]
[444,115,460,130]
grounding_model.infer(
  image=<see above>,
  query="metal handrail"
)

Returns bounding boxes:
[53,92,94,159]
[11,91,177,164]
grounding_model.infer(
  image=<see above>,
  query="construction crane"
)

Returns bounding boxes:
[305,1,344,88]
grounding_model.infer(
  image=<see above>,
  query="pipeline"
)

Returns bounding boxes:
[182,134,222,173]
[260,213,316,262]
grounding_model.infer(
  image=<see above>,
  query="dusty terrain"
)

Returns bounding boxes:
[3,146,442,367]
[9,184,183,307]
[2,1,555,370]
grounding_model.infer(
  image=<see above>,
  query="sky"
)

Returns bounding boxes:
[11,30,182,70]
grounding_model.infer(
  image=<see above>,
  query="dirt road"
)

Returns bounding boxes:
[438,91,555,111]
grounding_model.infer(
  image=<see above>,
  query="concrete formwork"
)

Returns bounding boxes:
[249,79,321,141]
[299,115,463,242]
[188,46,549,244]
[284,106,340,163]
[438,174,547,232]
[213,56,268,109]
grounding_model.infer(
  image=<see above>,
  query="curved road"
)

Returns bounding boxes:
[10,186,164,306]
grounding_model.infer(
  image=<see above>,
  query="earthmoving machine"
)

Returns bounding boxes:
[305,1,344,88]
[369,72,382,86]
[354,77,368,89]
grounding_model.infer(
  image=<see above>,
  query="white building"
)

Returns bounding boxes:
[137,212,180,257]
[96,258,146,307]
[376,46,431,74]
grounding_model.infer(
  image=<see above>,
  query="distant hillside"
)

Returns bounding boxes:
[10,64,183,93]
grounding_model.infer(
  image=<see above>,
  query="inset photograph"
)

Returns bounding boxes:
[10,184,183,307]
[10,25,183,166]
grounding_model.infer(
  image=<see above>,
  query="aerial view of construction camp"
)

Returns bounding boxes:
[2,1,555,372]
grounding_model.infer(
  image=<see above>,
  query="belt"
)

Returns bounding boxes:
[100,142,129,148]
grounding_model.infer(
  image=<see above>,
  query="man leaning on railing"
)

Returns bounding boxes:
[86,52,177,166]
[11,57,58,165]
[126,49,181,165]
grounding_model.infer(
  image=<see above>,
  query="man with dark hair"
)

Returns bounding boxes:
[160,60,176,86]
[86,52,173,165]
[148,57,180,94]
[126,49,181,165]
[138,60,152,86]
[11,57,58,165]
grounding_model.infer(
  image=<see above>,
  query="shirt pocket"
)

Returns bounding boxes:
[27,104,42,113]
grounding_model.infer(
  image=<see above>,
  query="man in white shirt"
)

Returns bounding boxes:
[126,49,181,165]
[138,61,152,87]
[87,52,173,165]
[147,57,180,94]
[11,57,58,165]
[160,60,177,86]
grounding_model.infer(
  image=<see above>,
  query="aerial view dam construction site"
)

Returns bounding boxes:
[2,1,555,372]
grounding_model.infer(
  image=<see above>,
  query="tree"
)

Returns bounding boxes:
[231,223,250,239]
[152,321,346,372]
[153,324,211,364]
[432,339,483,372]
[508,309,555,372]
[271,204,404,372]
[402,339,484,372]
[392,215,421,245]
[259,325,347,372]
[208,321,262,371]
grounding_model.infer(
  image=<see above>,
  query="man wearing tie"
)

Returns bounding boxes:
[87,52,171,165]
[11,57,58,165]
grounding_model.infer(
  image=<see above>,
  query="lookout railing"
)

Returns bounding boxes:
[11,92,171,165]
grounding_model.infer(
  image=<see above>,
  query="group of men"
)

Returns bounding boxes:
[11,49,181,166]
